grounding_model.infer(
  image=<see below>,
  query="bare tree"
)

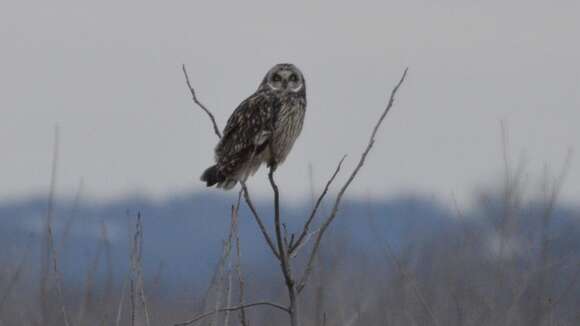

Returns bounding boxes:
[177,65,409,326]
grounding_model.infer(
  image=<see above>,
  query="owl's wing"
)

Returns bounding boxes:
[215,92,279,174]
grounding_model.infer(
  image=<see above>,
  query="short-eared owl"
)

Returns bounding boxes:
[201,63,307,190]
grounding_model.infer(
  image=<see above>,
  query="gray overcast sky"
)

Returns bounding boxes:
[1,0,579,205]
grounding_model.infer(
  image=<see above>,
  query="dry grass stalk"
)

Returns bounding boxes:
[59,178,84,253]
[78,223,105,323]
[211,210,237,326]
[232,197,249,326]
[0,234,33,316]
[41,125,73,326]
[130,213,151,326]
[367,206,440,326]
[223,262,234,326]
[115,276,129,326]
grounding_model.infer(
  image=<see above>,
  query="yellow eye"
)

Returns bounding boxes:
[289,74,298,82]
[272,74,281,82]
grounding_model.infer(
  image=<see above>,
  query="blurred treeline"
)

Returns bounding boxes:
[1,172,579,326]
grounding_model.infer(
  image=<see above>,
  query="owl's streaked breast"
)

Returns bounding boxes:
[272,96,306,164]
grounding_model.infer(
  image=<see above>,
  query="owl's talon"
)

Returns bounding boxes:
[268,160,278,171]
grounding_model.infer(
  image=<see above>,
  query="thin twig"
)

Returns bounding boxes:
[290,156,346,254]
[175,302,290,326]
[283,223,290,251]
[240,182,280,259]
[298,68,409,292]
[290,230,320,258]
[268,168,292,286]
[182,64,222,139]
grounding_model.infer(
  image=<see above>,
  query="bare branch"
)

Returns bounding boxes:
[240,182,280,259]
[289,229,319,258]
[283,223,290,250]
[268,168,291,275]
[268,168,291,283]
[174,302,290,326]
[298,68,409,292]
[268,167,301,326]
[182,64,222,139]
[290,155,346,254]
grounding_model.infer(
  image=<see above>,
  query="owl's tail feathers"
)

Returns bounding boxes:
[200,165,237,190]
[201,165,223,187]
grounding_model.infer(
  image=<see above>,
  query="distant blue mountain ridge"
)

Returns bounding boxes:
[1,191,578,291]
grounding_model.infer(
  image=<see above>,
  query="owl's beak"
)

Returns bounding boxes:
[282,80,288,89]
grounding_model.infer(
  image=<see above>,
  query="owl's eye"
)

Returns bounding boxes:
[272,74,281,82]
[289,74,298,82]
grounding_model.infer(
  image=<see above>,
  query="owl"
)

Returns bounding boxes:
[201,63,307,190]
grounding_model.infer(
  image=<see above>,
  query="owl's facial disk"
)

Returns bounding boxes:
[267,67,303,93]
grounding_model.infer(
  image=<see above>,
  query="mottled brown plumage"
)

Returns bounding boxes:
[201,63,307,189]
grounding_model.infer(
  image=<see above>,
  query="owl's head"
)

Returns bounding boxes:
[260,63,305,93]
